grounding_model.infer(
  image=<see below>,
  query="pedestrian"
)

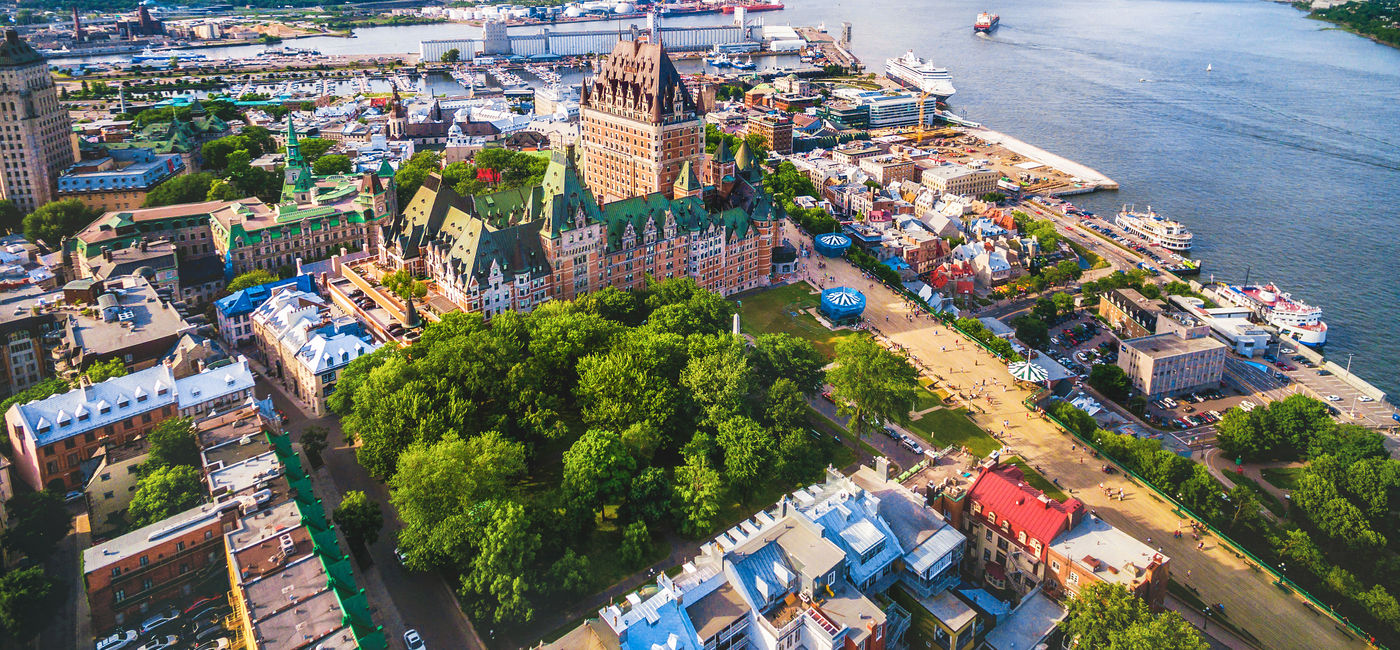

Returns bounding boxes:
[1198,541,1205,550]
[1186,569,1191,578]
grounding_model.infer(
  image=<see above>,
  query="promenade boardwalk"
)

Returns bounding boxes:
[780,221,1365,650]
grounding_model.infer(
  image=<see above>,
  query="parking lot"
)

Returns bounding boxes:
[1271,352,1398,428]
[98,591,232,650]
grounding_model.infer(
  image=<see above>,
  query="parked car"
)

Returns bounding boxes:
[1326,395,1342,402]
[65,490,85,503]
[139,611,180,636]
[184,597,222,616]
[96,630,138,650]
[1359,396,1375,403]
[901,438,924,455]
[137,637,179,650]
[194,639,231,650]
[404,629,426,650]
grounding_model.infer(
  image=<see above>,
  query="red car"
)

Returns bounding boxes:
[184,596,222,615]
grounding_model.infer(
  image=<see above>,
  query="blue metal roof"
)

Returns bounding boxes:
[214,274,315,318]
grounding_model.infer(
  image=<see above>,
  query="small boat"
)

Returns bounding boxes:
[974,11,1000,33]
[1206,63,1213,72]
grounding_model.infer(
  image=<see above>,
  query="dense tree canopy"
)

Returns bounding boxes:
[143,172,216,208]
[826,335,918,435]
[227,269,279,293]
[313,154,353,176]
[1063,582,1206,650]
[128,465,205,528]
[22,199,100,245]
[1,491,70,561]
[0,567,64,643]
[142,417,199,473]
[333,490,385,546]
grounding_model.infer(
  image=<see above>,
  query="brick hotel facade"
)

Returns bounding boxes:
[376,39,779,316]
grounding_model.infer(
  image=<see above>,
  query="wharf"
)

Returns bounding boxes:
[966,127,1119,192]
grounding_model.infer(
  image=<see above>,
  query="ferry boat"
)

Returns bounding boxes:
[1215,283,1328,346]
[1114,206,1192,251]
[131,47,208,63]
[884,50,956,100]
[706,53,734,68]
[975,12,1000,32]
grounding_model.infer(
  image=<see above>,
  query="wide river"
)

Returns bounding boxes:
[61,0,1400,395]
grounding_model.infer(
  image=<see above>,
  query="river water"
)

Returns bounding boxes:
[56,0,1400,394]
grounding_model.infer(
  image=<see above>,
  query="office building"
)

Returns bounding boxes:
[859,155,917,186]
[921,163,998,198]
[1117,320,1228,398]
[57,148,186,212]
[746,113,793,155]
[0,30,76,214]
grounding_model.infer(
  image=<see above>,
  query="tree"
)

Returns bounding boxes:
[826,336,918,436]
[1013,315,1049,349]
[0,567,64,643]
[1031,295,1058,323]
[142,172,216,207]
[1,491,70,561]
[300,425,329,460]
[623,467,672,525]
[382,269,427,303]
[0,199,21,235]
[462,500,540,624]
[297,137,336,163]
[83,357,127,384]
[1107,611,1208,650]
[333,490,384,546]
[749,333,825,394]
[681,343,752,426]
[546,549,590,595]
[619,520,651,566]
[763,378,809,432]
[0,377,69,414]
[441,48,461,63]
[673,451,723,536]
[1088,363,1132,402]
[389,433,525,569]
[562,429,635,515]
[1052,289,1078,313]
[227,269,279,293]
[143,417,199,473]
[312,153,352,175]
[128,465,205,528]
[22,199,100,245]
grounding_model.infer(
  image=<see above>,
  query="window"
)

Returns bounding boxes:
[1051,559,1061,573]
[111,567,121,578]
[115,589,125,602]
[1068,572,1080,585]
[139,555,148,567]
[176,541,185,552]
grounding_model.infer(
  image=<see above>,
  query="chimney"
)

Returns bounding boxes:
[102,248,113,261]
[875,457,890,481]
[295,257,303,276]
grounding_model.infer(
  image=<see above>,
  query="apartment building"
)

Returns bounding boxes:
[56,148,186,212]
[84,436,151,537]
[82,500,241,632]
[548,464,971,650]
[747,112,794,155]
[4,359,254,491]
[249,287,378,416]
[0,30,76,214]
[1098,288,1163,339]
[859,155,917,186]
[921,163,998,198]
[214,274,317,346]
[1117,321,1227,398]
[55,273,194,374]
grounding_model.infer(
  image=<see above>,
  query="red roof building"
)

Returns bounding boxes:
[963,462,1085,597]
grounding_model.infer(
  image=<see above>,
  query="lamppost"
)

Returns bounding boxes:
[1202,607,1212,632]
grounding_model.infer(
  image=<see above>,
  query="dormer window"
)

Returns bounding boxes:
[117,396,130,408]
[98,400,111,415]
[1017,531,1027,545]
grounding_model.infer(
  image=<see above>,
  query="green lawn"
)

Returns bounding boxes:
[912,387,945,412]
[905,408,1001,458]
[1005,457,1068,501]
[734,281,858,358]
[1260,466,1304,492]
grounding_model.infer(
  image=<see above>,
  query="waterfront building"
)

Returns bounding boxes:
[377,40,779,317]
[921,163,999,198]
[1098,288,1164,339]
[248,287,379,416]
[747,112,794,155]
[4,357,253,491]
[56,148,186,212]
[1117,316,1228,397]
[0,30,76,214]
[115,5,166,39]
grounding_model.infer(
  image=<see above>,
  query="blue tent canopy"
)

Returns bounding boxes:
[814,232,853,257]
[820,287,866,321]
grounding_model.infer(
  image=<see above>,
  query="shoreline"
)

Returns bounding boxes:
[966,126,1120,192]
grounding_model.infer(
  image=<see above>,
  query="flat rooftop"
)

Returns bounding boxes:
[819,579,886,645]
[65,274,193,356]
[919,590,976,631]
[248,566,355,650]
[83,500,234,573]
[982,590,1065,650]
[685,582,748,642]
[231,524,312,584]
[207,450,281,497]
[1120,331,1225,358]
[226,499,302,552]
[1049,514,1165,588]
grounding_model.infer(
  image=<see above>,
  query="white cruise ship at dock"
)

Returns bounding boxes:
[885,50,956,101]
[1214,283,1328,346]
[1115,206,1193,251]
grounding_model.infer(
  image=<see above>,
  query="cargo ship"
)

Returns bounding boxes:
[1215,283,1328,346]
[722,2,785,13]
[975,12,1000,32]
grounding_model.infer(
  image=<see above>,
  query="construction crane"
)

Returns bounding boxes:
[914,91,933,146]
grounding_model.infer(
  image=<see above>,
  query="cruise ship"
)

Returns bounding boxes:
[131,47,208,63]
[885,51,956,101]
[1215,283,1328,346]
[1114,206,1193,251]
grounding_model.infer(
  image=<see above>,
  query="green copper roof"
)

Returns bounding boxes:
[714,138,733,163]
[675,160,701,194]
[0,30,43,68]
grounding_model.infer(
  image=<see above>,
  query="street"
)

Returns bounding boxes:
[254,375,485,650]
[784,220,1367,650]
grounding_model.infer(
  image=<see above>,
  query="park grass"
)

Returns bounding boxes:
[905,408,1001,458]
[912,386,945,411]
[1261,466,1304,492]
[1005,456,1069,501]
[734,281,858,358]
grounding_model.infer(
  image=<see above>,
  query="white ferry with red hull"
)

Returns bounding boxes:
[1215,283,1328,346]
[975,12,1000,33]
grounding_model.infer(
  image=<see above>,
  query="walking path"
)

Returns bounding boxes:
[784,222,1364,650]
